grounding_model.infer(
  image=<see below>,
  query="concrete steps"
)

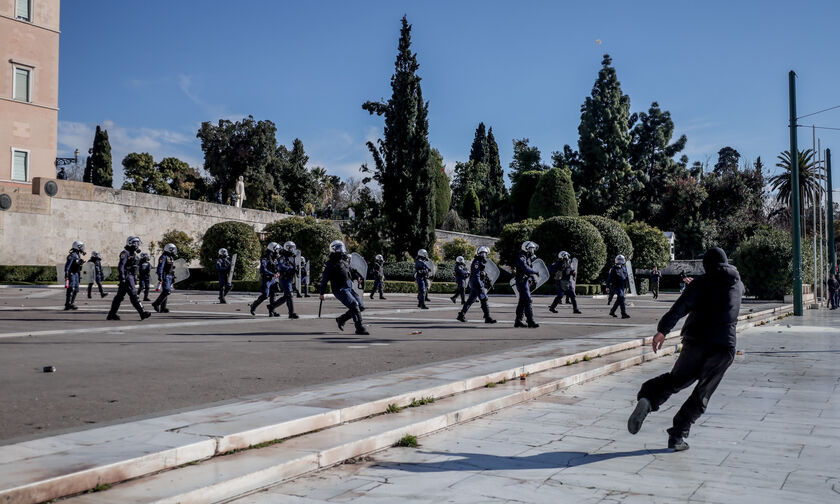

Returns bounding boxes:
[0,304,792,504]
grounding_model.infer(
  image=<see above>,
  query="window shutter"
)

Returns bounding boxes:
[14,68,30,102]
[16,0,30,21]
[12,151,28,181]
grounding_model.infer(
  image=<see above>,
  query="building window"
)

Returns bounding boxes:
[13,67,31,102]
[12,149,30,182]
[16,0,31,21]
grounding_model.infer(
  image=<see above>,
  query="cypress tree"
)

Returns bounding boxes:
[573,54,636,216]
[485,127,507,202]
[528,167,579,219]
[431,149,451,227]
[90,125,113,188]
[469,122,488,164]
[462,187,480,222]
[363,16,435,256]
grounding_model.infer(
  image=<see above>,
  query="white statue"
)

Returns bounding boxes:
[235,176,246,208]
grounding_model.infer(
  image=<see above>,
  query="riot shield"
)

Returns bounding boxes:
[510,259,550,296]
[294,251,302,294]
[227,253,237,284]
[484,259,501,287]
[172,259,191,285]
[570,258,579,276]
[350,252,368,293]
[422,259,437,285]
[55,264,65,286]
[80,261,96,284]
[101,265,112,281]
[626,260,637,295]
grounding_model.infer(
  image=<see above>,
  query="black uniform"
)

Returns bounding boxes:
[549,258,580,313]
[138,257,151,301]
[370,260,385,300]
[107,247,150,320]
[151,252,176,313]
[450,262,468,304]
[64,250,84,309]
[607,263,630,318]
[635,248,744,442]
[321,252,368,334]
[87,256,108,298]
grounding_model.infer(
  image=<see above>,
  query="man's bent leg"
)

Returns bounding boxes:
[669,346,735,438]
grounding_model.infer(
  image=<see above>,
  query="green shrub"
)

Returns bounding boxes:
[200,221,261,281]
[531,217,606,283]
[493,218,543,267]
[509,170,543,220]
[732,228,815,299]
[154,229,199,263]
[581,216,634,277]
[442,238,476,261]
[262,216,343,280]
[624,222,670,270]
[0,265,58,283]
[528,167,578,219]
[462,188,481,221]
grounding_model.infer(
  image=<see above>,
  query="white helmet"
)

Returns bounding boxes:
[330,240,347,253]
[522,241,538,253]
[126,236,142,249]
[375,254,384,262]
[455,255,465,264]
[615,254,626,265]
[91,251,100,259]
[72,240,85,253]
[267,242,279,253]
[417,249,428,259]
[218,248,229,257]
[476,246,490,258]
[283,241,296,252]
[164,243,178,256]
[558,251,570,260]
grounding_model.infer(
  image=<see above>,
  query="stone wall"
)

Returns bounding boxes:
[434,230,498,249]
[0,178,287,266]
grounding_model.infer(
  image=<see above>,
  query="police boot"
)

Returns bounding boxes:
[160,298,170,313]
[425,294,431,302]
[140,311,152,320]
[526,305,539,328]
[250,295,266,316]
[87,283,93,299]
[514,319,527,328]
[70,290,79,308]
[287,298,299,319]
[336,311,352,331]
[481,300,496,324]
[64,290,74,310]
[572,298,581,314]
[549,299,559,313]
[351,305,368,335]
[99,285,108,298]
[106,312,121,321]
[219,296,227,304]
[456,311,466,323]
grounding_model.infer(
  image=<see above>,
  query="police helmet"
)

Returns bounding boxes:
[267,242,279,254]
[218,248,229,258]
[476,246,490,258]
[72,240,85,253]
[455,255,465,264]
[140,253,150,261]
[558,251,570,260]
[615,254,626,265]
[329,240,347,254]
[522,241,538,253]
[126,236,142,249]
[164,243,178,256]
[417,249,428,259]
[91,251,101,259]
[283,241,296,253]
[375,254,384,262]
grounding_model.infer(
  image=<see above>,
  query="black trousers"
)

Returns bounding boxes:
[451,285,465,304]
[638,341,735,438]
[108,278,145,316]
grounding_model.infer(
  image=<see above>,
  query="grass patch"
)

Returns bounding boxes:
[409,396,435,407]
[85,483,112,493]
[498,377,507,384]
[485,382,496,388]
[582,355,591,361]
[394,434,419,448]
[386,403,402,414]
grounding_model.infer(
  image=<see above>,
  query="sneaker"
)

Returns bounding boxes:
[627,398,651,434]
[668,435,689,451]
[456,312,466,323]
[106,313,121,321]
[140,311,152,320]
[289,313,300,319]
[87,294,92,299]
[268,311,278,317]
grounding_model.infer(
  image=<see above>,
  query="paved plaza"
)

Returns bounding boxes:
[0,285,673,443]
[236,309,840,504]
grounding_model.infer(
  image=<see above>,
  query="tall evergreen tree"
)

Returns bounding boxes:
[485,127,507,202]
[430,149,451,227]
[90,125,113,188]
[469,122,488,164]
[362,16,435,256]
[508,138,548,184]
[277,138,316,212]
[83,154,93,183]
[572,54,637,217]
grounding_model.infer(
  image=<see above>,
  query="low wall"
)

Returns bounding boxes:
[434,229,498,248]
[0,178,287,266]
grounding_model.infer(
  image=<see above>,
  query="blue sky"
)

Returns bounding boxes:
[57,0,840,188]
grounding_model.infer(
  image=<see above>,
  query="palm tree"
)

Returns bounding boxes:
[770,149,824,207]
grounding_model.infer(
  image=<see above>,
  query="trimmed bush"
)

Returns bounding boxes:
[493,218,543,267]
[732,228,815,300]
[262,216,343,280]
[581,215,634,277]
[624,222,670,270]
[155,229,199,263]
[528,167,578,219]
[200,221,261,281]
[530,217,606,283]
[442,238,476,261]
[0,265,58,283]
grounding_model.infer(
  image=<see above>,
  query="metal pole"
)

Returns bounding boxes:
[819,141,824,304]
[789,71,803,315]
[828,149,836,273]
[812,127,817,302]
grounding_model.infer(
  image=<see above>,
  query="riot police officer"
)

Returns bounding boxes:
[251,242,279,316]
[151,243,178,313]
[87,251,109,299]
[549,251,581,314]
[320,240,369,335]
[456,247,497,324]
[607,254,631,319]
[415,249,432,309]
[106,236,151,320]
[138,253,152,301]
[370,254,386,300]
[268,241,300,319]
[64,240,86,310]
[216,248,233,304]
[451,256,469,304]
[514,241,540,328]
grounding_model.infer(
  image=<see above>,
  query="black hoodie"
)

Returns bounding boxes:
[657,247,745,348]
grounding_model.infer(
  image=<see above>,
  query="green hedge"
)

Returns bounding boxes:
[732,228,815,299]
[531,217,606,284]
[582,215,633,277]
[262,216,343,280]
[623,222,670,270]
[528,167,578,219]
[0,266,58,283]
[200,221,262,281]
[493,218,543,268]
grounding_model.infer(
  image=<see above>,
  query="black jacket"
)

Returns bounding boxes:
[657,262,744,349]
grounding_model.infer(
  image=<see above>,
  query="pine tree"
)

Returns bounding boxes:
[469,122,488,164]
[278,138,316,212]
[508,138,547,184]
[485,127,507,202]
[90,125,113,188]
[573,54,636,216]
[363,16,435,256]
[430,149,451,227]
